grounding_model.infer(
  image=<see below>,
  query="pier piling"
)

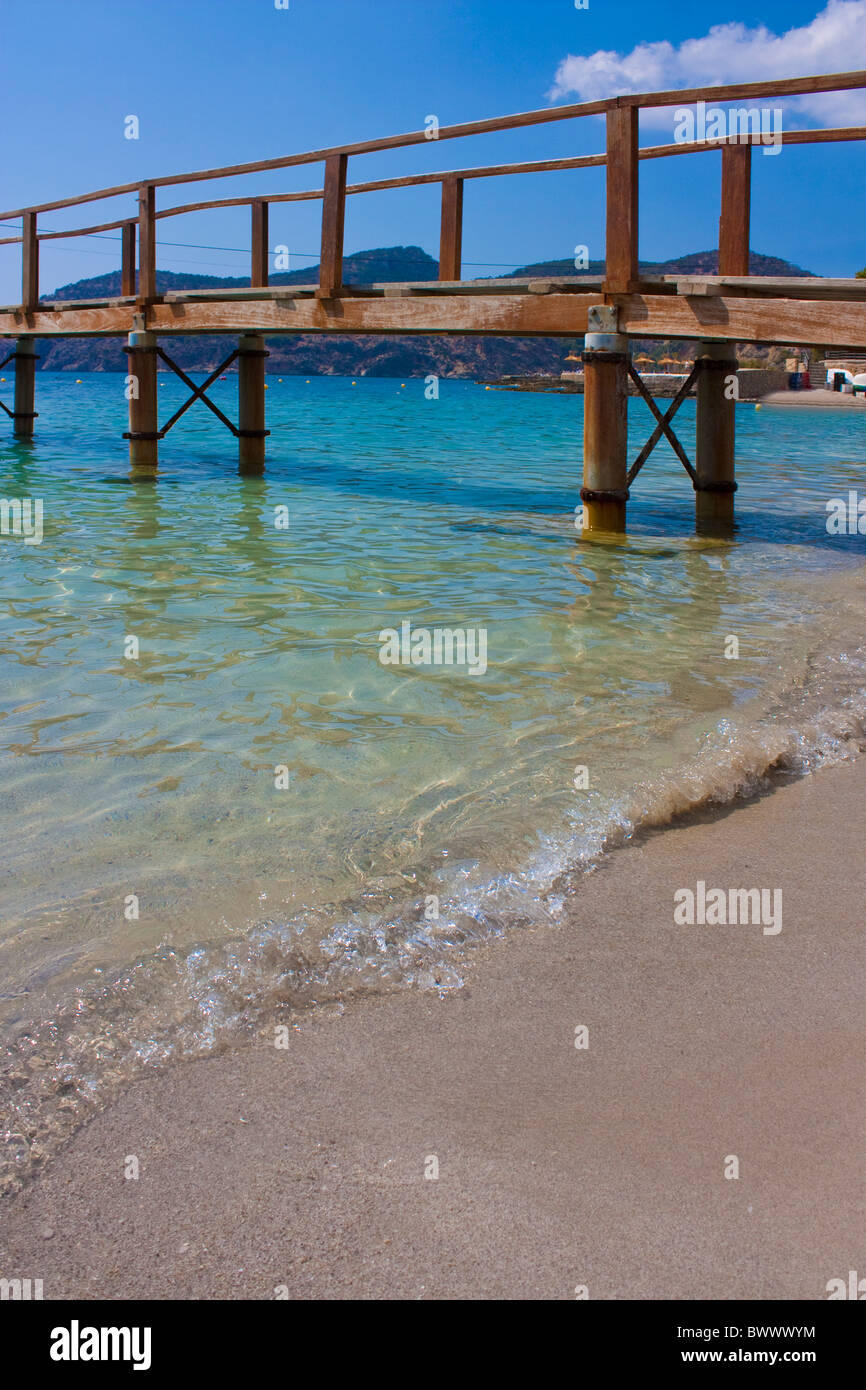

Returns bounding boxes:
[125,330,159,471]
[694,340,738,528]
[12,338,37,438]
[238,333,269,473]
[581,330,630,533]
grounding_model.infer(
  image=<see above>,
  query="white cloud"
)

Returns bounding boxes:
[549,1,866,126]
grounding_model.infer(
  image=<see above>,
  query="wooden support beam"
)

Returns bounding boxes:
[121,221,137,297]
[22,212,38,313]
[439,176,464,281]
[237,333,269,472]
[581,333,630,532]
[13,338,37,437]
[604,105,639,293]
[719,144,751,276]
[138,183,156,303]
[251,200,269,288]
[125,331,158,471]
[695,341,738,529]
[318,154,347,298]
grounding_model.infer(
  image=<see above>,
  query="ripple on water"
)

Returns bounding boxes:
[2,376,866,1188]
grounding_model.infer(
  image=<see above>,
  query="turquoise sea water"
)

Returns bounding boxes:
[2,371,866,1187]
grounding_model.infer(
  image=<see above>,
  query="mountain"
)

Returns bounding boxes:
[46,246,440,302]
[508,250,814,278]
[1,246,815,377]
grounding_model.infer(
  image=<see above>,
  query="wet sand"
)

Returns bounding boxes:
[3,757,865,1300]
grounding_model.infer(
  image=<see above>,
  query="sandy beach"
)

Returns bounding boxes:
[3,754,864,1301]
[759,388,866,408]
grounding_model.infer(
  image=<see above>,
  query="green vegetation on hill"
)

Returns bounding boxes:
[508,250,814,278]
[47,247,439,302]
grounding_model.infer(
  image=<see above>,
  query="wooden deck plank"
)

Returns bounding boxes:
[147,292,597,337]
[161,277,608,302]
[0,306,138,336]
[660,274,863,287]
[619,292,866,347]
[35,296,140,310]
[665,275,866,302]
[25,273,866,317]
[3,281,865,349]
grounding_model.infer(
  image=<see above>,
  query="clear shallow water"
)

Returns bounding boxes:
[2,371,866,1188]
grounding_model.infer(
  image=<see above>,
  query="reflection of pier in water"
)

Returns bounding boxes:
[3,69,866,535]
[555,535,742,713]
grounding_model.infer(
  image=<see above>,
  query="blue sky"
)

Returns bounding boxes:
[1,0,864,299]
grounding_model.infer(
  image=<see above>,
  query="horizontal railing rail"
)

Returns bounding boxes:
[5,124,864,249]
[2,71,865,307]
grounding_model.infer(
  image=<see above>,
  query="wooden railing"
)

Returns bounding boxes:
[2,70,866,311]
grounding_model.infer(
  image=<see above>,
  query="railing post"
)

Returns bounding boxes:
[439,176,464,281]
[251,200,269,288]
[318,153,347,298]
[138,183,156,303]
[719,143,751,277]
[603,104,639,294]
[121,220,137,297]
[22,211,38,313]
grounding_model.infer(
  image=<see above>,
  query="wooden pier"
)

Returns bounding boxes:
[2,69,866,529]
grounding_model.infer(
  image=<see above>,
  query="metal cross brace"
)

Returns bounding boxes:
[0,351,18,418]
[155,347,241,438]
[627,360,700,486]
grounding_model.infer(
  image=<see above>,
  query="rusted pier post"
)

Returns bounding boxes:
[12,339,37,438]
[581,320,630,533]
[238,333,269,473]
[125,330,159,471]
[694,340,738,528]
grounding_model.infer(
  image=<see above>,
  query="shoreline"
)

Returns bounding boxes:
[757,388,866,408]
[4,752,866,1299]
